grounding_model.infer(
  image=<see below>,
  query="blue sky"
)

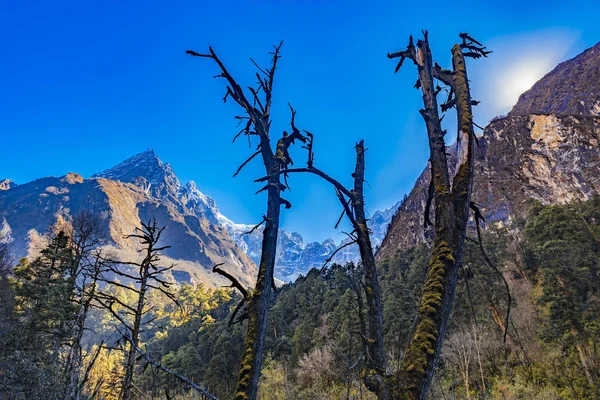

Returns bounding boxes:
[1,0,599,243]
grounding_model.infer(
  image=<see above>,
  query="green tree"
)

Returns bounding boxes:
[0,231,78,399]
[13,231,77,358]
[525,198,600,395]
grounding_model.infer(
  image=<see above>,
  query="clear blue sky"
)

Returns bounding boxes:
[1,0,599,243]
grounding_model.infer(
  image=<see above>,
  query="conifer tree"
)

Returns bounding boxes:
[13,231,78,358]
[0,231,78,398]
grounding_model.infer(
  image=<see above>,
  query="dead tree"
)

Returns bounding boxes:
[63,252,105,400]
[385,32,489,399]
[256,139,389,394]
[186,43,307,400]
[95,219,177,400]
[254,31,487,400]
[63,212,107,400]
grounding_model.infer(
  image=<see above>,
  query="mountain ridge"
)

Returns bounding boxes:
[87,149,400,281]
[1,149,398,282]
[0,165,258,288]
[378,42,600,259]
[510,42,600,116]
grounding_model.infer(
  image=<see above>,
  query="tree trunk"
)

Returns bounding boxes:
[186,44,302,400]
[347,141,389,397]
[572,327,594,386]
[472,324,487,394]
[234,161,280,400]
[233,137,281,400]
[120,275,147,400]
[63,299,87,400]
[390,34,479,400]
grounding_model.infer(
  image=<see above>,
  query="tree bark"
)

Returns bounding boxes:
[349,142,388,395]
[187,44,306,400]
[388,32,485,399]
[235,149,281,400]
[120,253,149,400]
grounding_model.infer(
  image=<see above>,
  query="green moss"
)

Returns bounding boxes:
[235,300,260,400]
[433,172,450,196]
[398,241,456,397]
[453,159,471,198]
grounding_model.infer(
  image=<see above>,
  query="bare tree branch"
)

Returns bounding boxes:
[320,240,357,270]
[243,216,267,235]
[470,202,511,343]
[212,263,248,299]
[233,150,262,178]
[122,330,219,400]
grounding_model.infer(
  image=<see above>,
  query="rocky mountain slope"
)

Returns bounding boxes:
[92,150,398,281]
[1,150,397,283]
[0,179,16,191]
[511,42,600,116]
[0,152,257,288]
[378,42,600,260]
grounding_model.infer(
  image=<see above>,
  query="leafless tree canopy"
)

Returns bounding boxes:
[187,42,311,399]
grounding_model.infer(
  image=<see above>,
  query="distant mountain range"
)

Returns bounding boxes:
[1,149,398,284]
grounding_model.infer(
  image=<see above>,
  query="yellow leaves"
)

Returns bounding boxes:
[84,345,125,400]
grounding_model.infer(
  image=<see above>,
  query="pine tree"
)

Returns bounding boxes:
[0,231,78,398]
[13,231,77,359]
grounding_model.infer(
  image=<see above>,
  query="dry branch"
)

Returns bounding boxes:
[187,41,305,400]
[320,240,358,270]
[212,263,249,299]
[470,202,511,343]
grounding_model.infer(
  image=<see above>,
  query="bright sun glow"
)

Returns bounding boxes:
[498,62,548,110]
[471,28,580,120]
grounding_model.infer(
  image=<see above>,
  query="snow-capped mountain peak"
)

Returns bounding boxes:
[179,180,220,223]
[93,149,180,198]
[177,180,251,235]
[90,150,400,282]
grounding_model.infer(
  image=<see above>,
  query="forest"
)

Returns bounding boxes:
[2,196,600,399]
[1,28,600,400]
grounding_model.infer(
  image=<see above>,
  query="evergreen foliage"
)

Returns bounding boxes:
[1,198,600,398]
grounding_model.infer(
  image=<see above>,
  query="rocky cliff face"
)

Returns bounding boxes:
[378,43,600,260]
